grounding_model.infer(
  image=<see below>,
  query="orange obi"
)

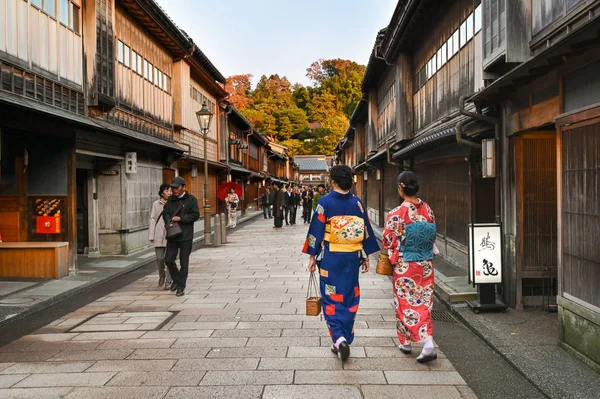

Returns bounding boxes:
[323,216,365,252]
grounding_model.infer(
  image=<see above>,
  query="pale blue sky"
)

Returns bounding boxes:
[155,0,398,87]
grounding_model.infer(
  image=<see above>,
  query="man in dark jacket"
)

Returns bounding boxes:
[291,187,301,225]
[163,176,200,297]
[284,185,293,225]
[301,186,313,224]
[272,182,286,228]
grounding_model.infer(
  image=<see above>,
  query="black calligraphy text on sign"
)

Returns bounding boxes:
[475,231,499,277]
[478,232,495,251]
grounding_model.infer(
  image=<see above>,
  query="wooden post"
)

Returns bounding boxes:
[67,139,78,274]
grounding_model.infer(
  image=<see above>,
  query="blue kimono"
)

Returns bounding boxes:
[302,191,380,345]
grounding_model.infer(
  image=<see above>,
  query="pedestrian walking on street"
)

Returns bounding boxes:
[303,165,380,361]
[272,182,286,228]
[163,176,200,297]
[291,187,301,225]
[284,185,293,225]
[226,187,240,229]
[301,186,313,224]
[149,183,173,290]
[312,184,326,211]
[382,171,437,363]
[261,188,273,219]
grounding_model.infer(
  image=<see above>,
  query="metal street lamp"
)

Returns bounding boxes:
[196,101,214,245]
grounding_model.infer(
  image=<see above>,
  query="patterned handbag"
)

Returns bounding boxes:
[306,271,321,316]
[376,250,393,276]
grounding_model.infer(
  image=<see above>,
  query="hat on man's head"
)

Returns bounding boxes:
[170,176,186,188]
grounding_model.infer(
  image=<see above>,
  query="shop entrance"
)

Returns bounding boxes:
[516,132,558,303]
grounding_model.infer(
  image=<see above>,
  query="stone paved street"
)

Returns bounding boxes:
[0,218,476,398]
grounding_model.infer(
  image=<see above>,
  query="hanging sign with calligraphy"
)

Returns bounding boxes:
[468,223,502,285]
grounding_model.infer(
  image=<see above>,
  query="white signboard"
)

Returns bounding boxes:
[125,152,137,174]
[468,223,502,284]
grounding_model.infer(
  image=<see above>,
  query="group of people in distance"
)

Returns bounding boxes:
[303,165,438,364]
[260,183,327,228]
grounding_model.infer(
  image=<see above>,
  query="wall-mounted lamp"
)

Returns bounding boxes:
[363,171,368,181]
[482,139,496,178]
[191,164,198,178]
[376,170,381,181]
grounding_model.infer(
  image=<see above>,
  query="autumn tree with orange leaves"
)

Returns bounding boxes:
[225,59,365,157]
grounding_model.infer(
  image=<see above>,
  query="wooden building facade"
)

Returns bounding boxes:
[337,0,600,370]
[469,0,600,371]
[339,0,488,266]
[218,105,296,216]
[0,0,288,280]
[1,0,88,277]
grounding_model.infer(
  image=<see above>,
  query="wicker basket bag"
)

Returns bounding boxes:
[376,251,393,276]
[306,271,322,316]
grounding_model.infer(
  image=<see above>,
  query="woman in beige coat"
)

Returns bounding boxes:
[149,183,172,289]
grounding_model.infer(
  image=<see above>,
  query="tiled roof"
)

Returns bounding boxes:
[295,157,329,172]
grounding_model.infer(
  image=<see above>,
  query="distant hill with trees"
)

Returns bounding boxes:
[223,59,365,156]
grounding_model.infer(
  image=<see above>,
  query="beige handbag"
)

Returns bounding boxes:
[306,271,322,316]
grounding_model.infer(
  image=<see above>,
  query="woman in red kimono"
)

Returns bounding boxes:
[382,171,437,363]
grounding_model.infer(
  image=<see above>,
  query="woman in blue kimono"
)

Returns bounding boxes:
[303,165,380,361]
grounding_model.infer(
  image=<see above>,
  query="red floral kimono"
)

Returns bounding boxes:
[382,199,436,345]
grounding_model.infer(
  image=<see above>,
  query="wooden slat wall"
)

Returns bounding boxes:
[411,0,478,132]
[0,0,83,86]
[115,7,172,126]
[0,197,20,242]
[383,164,401,213]
[97,168,122,231]
[522,135,557,275]
[417,158,470,246]
[245,182,259,211]
[178,129,218,163]
[561,121,600,308]
[188,77,218,140]
[126,164,162,229]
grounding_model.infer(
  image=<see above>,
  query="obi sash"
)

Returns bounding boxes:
[401,222,436,261]
[323,216,365,252]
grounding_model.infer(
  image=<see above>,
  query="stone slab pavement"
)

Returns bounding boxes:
[371,222,600,398]
[0,217,477,399]
[0,212,263,329]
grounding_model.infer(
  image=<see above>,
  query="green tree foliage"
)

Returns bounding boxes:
[242,75,308,141]
[306,59,366,118]
[227,58,364,156]
[306,92,337,123]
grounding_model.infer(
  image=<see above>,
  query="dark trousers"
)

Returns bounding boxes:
[303,205,312,223]
[284,207,291,225]
[274,215,284,227]
[263,205,272,218]
[165,239,193,289]
[291,206,297,224]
